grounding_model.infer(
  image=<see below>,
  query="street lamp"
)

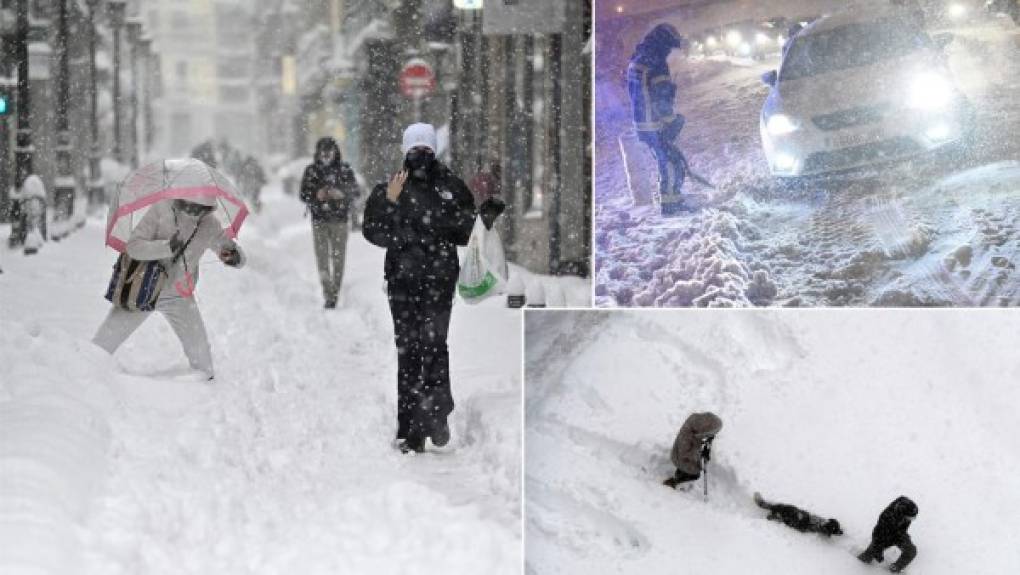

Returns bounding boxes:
[8,0,34,248]
[86,0,104,210]
[137,34,153,160]
[53,0,78,228]
[107,0,126,163]
[126,17,142,168]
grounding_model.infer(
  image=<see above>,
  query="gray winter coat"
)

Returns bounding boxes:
[671,412,723,475]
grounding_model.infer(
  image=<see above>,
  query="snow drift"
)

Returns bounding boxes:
[0,183,535,574]
[525,310,1020,574]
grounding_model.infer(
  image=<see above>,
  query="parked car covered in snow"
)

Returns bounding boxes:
[985,0,1020,24]
[759,5,973,180]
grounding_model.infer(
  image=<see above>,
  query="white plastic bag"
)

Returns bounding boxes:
[457,215,508,303]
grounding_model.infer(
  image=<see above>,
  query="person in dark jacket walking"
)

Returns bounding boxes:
[362,123,479,453]
[858,496,919,573]
[753,492,844,537]
[300,137,359,308]
[627,23,689,216]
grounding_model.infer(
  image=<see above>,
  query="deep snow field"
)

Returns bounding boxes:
[0,183,559,574]
[595,14,1020,307]
[525,310,1020,574]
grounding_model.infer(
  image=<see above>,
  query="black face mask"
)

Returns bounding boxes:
[404,149,436,180]
[173,199,213,217]
[317,150,336,165]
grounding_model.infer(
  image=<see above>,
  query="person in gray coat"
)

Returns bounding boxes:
[663,411,722,488]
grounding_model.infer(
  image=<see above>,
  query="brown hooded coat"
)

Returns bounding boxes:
[671,412,723,475]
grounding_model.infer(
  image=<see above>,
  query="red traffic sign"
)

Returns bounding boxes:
[399,58,436,99]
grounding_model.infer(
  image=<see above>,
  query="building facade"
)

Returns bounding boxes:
[265,0,591,278]
[142,0,258,157]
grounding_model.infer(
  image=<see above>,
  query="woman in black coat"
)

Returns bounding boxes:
[362,123,478,453]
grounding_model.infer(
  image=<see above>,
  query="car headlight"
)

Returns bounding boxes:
[909,73,954,110]
[766,113,799,136]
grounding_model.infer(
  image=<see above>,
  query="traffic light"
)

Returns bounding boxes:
[0,93,9,116]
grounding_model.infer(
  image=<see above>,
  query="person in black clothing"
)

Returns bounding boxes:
[753,492,844,537]
[858,496,918,573]
[363,123,503,453]
[300,137,359,308]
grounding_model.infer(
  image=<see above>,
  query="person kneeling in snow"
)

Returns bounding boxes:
[858,496,918,573]
[753,492,844,537]
[92,197,246,380]
[363,122,503,454]
[663,411,722,488]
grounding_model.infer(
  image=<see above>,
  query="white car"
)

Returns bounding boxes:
[759,6,973,180]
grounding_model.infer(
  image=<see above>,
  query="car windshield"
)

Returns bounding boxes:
[781,17,930,81]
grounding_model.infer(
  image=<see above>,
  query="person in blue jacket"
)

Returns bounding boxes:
[627,23,689,216]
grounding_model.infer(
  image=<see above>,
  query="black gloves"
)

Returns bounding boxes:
[168,232,184,256]
[700,437,713,462]
[479,197,506,230]
[222,249,240,266]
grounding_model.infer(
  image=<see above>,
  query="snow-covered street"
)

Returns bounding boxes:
[0,185,522,574]
[525,310,1020,574]
[595,16,1020,306]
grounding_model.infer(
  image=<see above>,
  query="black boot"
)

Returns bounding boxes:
[430,415,450,447]
[399,435,425,454]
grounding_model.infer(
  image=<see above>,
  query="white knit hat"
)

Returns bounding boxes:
[401,123,437,154]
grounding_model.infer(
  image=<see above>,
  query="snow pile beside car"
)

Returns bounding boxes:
[596,203,778,307]
[525,311,1020,574]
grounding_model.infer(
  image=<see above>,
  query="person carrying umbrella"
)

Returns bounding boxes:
[363,122,504,453]
[92,159,249,381]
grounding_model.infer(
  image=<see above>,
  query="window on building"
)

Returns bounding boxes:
[220,85,250,103]
[217,56,250,80]
[171,11,188,29]
[529,36,548,217]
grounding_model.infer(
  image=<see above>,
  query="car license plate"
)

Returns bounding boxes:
[831,131,880,149]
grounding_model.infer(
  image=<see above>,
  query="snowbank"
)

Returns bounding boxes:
[525,311,1020,573]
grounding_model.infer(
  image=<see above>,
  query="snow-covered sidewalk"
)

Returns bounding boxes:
[0,186,522,574]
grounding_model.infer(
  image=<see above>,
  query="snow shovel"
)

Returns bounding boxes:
[701,456,709,501]
[677,151,716,191]
[700,438,712,501]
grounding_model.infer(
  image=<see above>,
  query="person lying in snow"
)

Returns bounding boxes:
[753,492,844,536]
[858,496,918,573]
[363,122,505,454]
[92,197,246,380]
[663,411,722,488]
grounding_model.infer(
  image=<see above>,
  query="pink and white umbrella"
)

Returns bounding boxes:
[105,158,249,253]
